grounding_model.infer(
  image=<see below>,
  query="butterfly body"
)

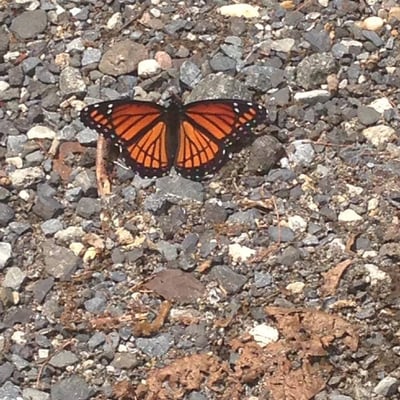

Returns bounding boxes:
[80,97,267,180]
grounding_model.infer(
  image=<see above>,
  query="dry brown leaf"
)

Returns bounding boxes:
[113,380,136,400]
[52,141,85,181]
[265,306,359,352]
[133,301,171,337]
[140,353,233,400]
[321,259,353,296]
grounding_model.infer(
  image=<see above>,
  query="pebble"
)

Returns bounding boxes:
[136,334,174,357]
[373,376,399,396]
[137,59,161,77]
[254,271,273,288]
[364,264,389,286]
[359,16,384,31]
[155,176,204,203]
[10,10,47,39]
[76,198,101,219]
[218,4,260,18]
[43,241,81,280]
[209,265,247,294]
[180,61,202,89]
[271,38,295,52]
[23,388,50,400]
[249,324,279,347]
[156,240,178,261]
[50,375,92,400]
[81,48,102,66]
[99,40,148,76]
[0,204,15,227]
[286,281,305,294]
[0,243,12,269]
[33,195,63,220]
[294,89,331,104]
[288,140,316,166]
[2,267,26,290]
[362,125,396,147]
[59,67,86,96]
[229,243,256,262]
[338,209,363,222]
[268,226,295,242]
[49,351,79,368]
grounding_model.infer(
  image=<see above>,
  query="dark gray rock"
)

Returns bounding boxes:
[50,375,92,400]
[0,204,15,227]
[210,265,247,294]
[76,197,101,219]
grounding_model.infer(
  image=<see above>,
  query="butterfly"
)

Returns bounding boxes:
[80,97,267,180]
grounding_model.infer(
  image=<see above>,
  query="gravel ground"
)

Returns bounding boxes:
[1,1,400,400]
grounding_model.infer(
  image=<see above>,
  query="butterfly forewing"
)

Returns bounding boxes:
[80,100,173,178]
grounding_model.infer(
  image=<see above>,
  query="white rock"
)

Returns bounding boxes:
[368,97,393,114]
[218,4,260,19]
[27,125,56,140]
[11,330,26,345]
[0,242,12,269]
[362,125,396,147]
[229,243,256,262]
[346,184,363,196]
[6,157,23,168]
[9,167,45,187]
[294,89,331,104]
[249,324,279,347]
[137,59,161,77]
[107,12,122,30]
[0,81,10,92]
[271,38,295,53]
[365,264,389,285]
[286,281,305,294]
[368,197,379,211]
[338,209,363,222]
[288,215,307,232]
[360,16,384,31]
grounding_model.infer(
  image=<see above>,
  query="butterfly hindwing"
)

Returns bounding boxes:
[174,99,267,179]
[80,100,173,178]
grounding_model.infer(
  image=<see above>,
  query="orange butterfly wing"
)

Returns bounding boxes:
[174,99,267,179]
[80,100,173,178]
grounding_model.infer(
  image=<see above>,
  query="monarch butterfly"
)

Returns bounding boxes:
[80,97,267,180]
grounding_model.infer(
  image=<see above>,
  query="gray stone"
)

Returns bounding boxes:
[49,351,79,368]
[10,10,47,39]
[136,333,174,357]
[210,265,247,294]
[76,197,101,219]
[156,175,204,203]
[50,375,92,400]
[43,241,81,280]
[2,267,26,290]
[0,204,15,227]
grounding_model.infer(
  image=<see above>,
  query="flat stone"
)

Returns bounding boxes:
[10,10,47,39]
[99,40,148,76]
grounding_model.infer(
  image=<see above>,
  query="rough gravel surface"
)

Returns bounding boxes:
[1,1,400,400]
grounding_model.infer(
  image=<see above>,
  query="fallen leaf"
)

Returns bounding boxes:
[321,259,353,296]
